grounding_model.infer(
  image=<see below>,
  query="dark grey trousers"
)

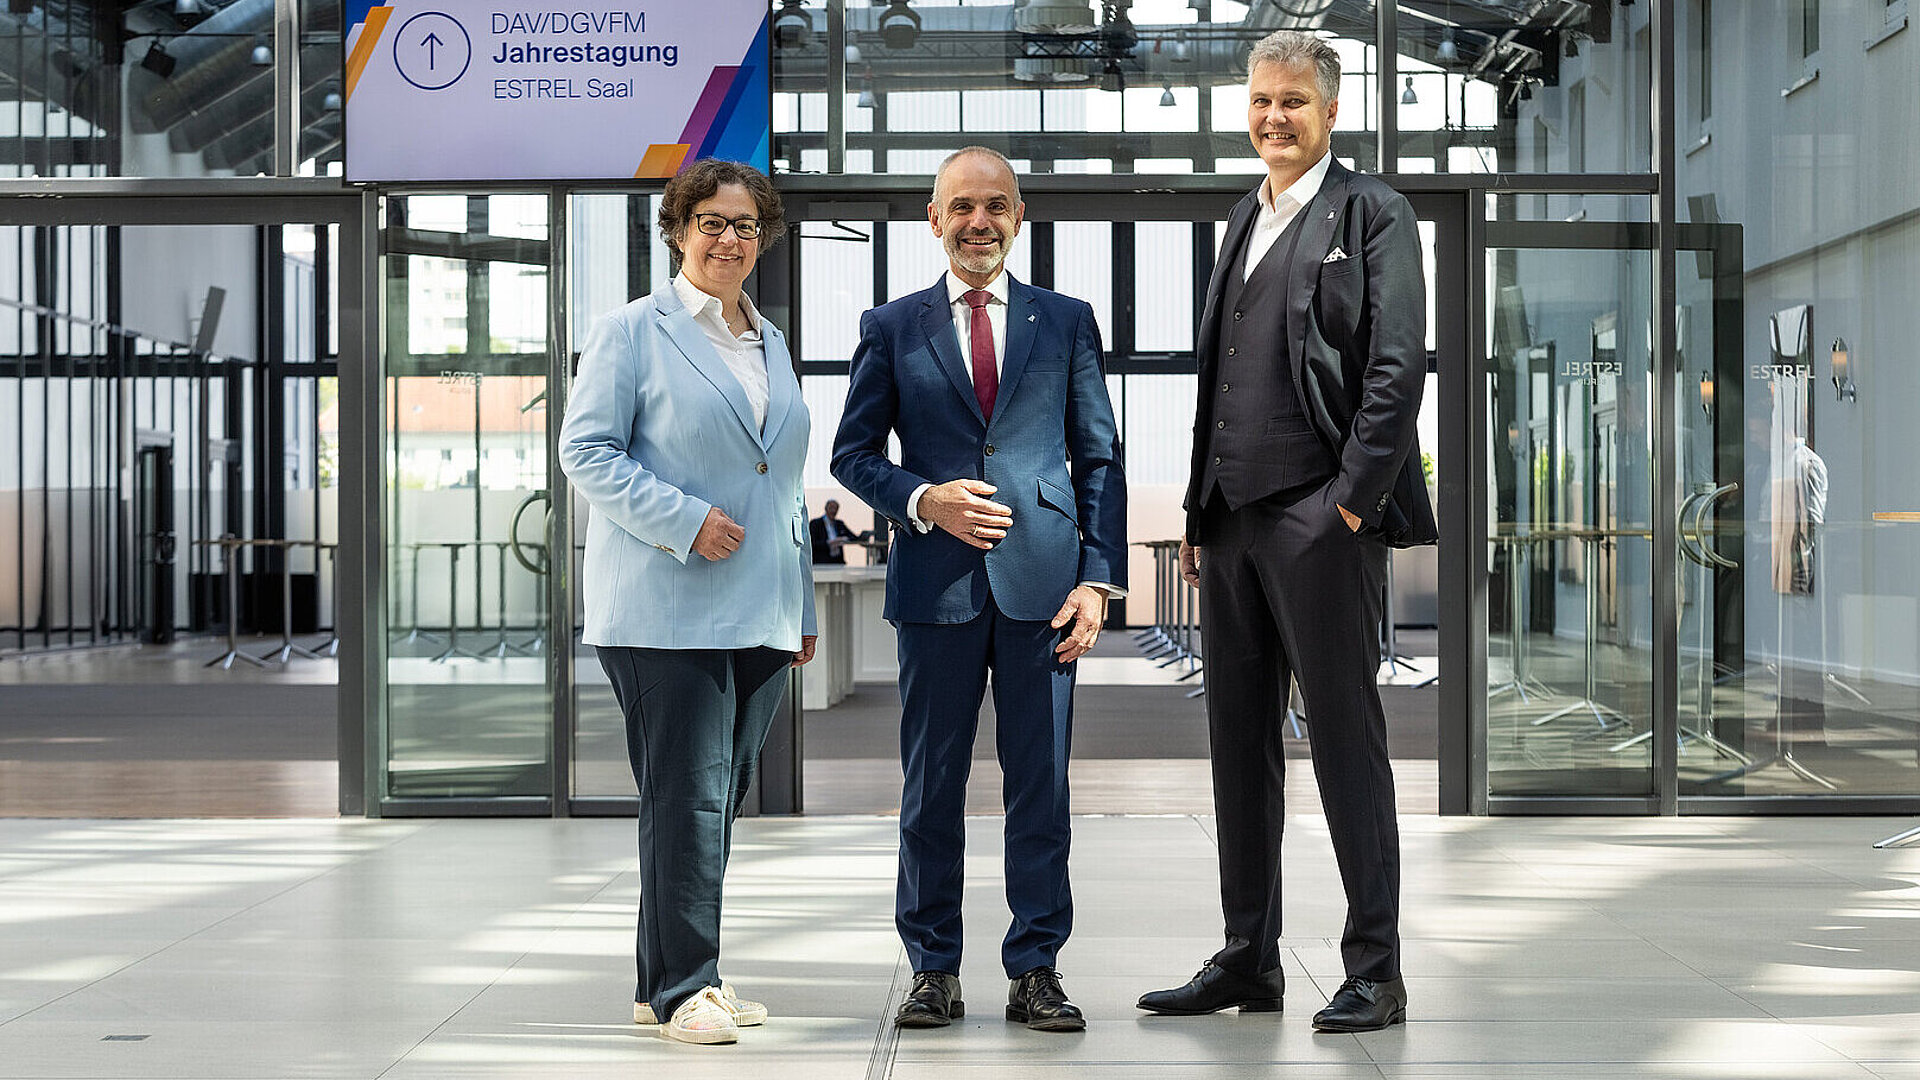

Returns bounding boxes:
[596,645,792,1022]
[1197,486,1402,982]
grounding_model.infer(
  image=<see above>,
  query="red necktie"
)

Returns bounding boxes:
[962,289,998,420]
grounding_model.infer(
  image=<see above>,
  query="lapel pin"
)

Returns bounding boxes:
[1028,314,1037,322]
[1326,209,1336,219]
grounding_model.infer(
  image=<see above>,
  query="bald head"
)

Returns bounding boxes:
[928,147,1025,288]
[932,146,1021,205]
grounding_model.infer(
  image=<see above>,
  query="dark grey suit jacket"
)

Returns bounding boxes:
[1184,160,1437,548]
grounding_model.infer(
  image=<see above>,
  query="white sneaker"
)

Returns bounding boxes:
[636,982,767,1027]
[659,986,739,1045]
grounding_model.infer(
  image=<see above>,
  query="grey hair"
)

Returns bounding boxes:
[1247,30,1341,103]
[931,146,1023,204]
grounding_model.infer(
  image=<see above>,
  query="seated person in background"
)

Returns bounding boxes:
[810,499,867,564]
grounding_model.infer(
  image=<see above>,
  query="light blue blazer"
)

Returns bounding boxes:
[559,285,815,650]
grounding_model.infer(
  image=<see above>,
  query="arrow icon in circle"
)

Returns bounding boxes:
[391,11,470,91]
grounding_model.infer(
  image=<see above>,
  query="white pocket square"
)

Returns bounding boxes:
[1322,247,1350,264]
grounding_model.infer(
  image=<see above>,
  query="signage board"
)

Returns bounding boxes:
[344,0,771,181]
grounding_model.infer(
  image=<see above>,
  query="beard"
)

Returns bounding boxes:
[946,230,1007,278]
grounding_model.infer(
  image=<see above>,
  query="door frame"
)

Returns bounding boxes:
[0,180,378,816]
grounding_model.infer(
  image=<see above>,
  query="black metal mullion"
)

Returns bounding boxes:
[1029,221,1054,292]
[260,226,289,597]
[11,222,22,650]
[627,193,650,301]
[872,221,888,307]
[1652,0,1681,815]
[60,226,74,645]
[107,225,126,639]
[34,226,51,649]
[1460,189,1491,814]
[1379,0,1399,174]
[1111,221,1136,358]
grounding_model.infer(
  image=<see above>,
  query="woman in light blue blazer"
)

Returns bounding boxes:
[558,160,814,1047]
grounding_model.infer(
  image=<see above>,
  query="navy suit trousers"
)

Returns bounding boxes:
[597,645,792,1023]
[894,597,1076,979]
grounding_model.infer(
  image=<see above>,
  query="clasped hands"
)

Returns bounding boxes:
[921,479,1105,662]
[692,506,817,668]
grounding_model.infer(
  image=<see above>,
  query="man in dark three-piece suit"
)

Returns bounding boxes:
[833,146,1126,1034]
[1138,30,1436,1033]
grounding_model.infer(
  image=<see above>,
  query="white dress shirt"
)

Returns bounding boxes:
[672,273,769,432]
[1244,151,1334,280]
[904,270,1125,600]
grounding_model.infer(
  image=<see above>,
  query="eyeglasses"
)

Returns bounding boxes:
[691,213,763,240]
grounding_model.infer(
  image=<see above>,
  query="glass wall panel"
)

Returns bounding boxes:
[1395,0,1651,175]
[771,0,1378,175]
[1484,196,1655,798]
[382,194,554,801]
[1673,1,1920,799]
[298,0,344,174]
[565,193,671,799]
[0,1,341,177]
[800,218,876,364]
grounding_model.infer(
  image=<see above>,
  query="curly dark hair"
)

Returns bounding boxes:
[656,159,785,254]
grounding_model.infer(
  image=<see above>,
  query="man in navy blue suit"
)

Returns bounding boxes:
[832,146,1126,1034]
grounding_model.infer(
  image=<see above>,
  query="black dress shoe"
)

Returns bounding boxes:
[1136,960,1284,1015]
[1006,967,1085,1032]
[1311,976,1407,1032]
[895,971,964,1028]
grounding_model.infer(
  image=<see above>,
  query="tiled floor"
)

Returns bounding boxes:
[2,813,1917,1078]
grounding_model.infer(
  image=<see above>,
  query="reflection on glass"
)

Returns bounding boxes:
[1397,1,1651,175]
[0,1,345,177]
[300,0,345,175]
[1485,230,1654,798]
[772,0,1377,174]
[1674,251,1920,797]
[383,195,553,801]
[1671,4,1920,802]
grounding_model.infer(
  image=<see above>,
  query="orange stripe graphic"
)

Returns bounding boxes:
[634,144,692,179]
[344,6,394,104]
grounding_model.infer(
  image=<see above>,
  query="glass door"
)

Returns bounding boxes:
[379,193,557,807]
[1480,196,1658,802]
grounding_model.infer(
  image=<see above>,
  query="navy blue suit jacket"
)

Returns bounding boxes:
[831,276,1127,624]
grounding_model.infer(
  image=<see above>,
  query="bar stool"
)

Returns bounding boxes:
[398,543,443,646]
[204,535,268,670]
[429,541,485,662]
[308,542,340,657]
[250,539,323,665]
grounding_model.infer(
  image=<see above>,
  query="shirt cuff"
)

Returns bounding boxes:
[1080,581,1127,600]
[907,483,934,533]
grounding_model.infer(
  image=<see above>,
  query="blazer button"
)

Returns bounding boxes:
[1213,456,1222,466]
[1221,383,1231,393]
[1217,420,1226,429]
[756,462,769,474]
[984,444,996,456]
[1233,311,1244,321]
[1227,346,1237,356]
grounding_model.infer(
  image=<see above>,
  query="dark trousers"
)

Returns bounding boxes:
[895,596,1076,978]
[596,645,792,1022]
[1198,486,1402,981]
